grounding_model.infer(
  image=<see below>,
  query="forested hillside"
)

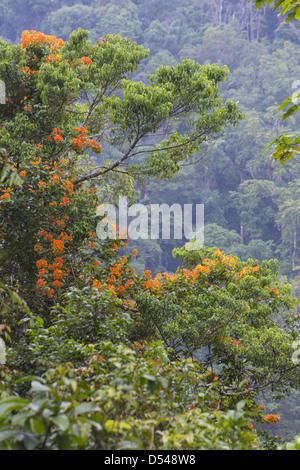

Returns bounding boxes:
[1,0,300,451]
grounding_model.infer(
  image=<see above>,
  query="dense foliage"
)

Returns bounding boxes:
[1,0,300,451]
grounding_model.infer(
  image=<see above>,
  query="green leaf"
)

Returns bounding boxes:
[0,429,22,442]
[286,11,296,22]
[56,434,73,450]
[30,380,51,392]
[255,0,265,9]
[51,415,70,432]
[23,434,41,450]
[142,374,159,392]
[282,105,299,120]
[278,98,291,111]
[0,397,28,417]
[73,403,97,415]
[29,418,46,435]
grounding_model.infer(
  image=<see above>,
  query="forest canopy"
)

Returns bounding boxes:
[0,0,300,452]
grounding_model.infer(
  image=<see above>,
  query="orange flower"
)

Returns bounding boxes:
[51,239,64,254]
[270,287,281,295]
[30,157,41,166]
[47,288,54,298]
[52,257,63,269]
[0,193,10,200]
[72,138,83,151]
[117,286,125,295]
[93,279,102,289]
[51,174,59,184]
[52,280,62,288]
[34,243,43,252]
[36,259,48,269]
[21,66,30,75]
[238,267,248,277]
[73,126,88,135]
[46,54,61,63]
[19,170,26,177]
[62,180,74,194]
[60,197,69,206]
[214,249,223,257]
[21,30,64,50]
[36,278,47,288]
[38,181,46,190]
[81,57,93,65]
[125,279,133,289]
[264,414,280,424]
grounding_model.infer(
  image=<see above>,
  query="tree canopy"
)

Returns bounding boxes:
[0,1,300,451]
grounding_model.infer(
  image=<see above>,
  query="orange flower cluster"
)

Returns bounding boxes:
[53,233,72,253]
[0,187,13,201]
[213,249,224,257]
[36,256,69,293]
[72,126,101,153]
[93,279,102,290]
[52,128,63,142]
[139,251,263,299]
[21,66,39,76]
[61,180,74,195]
[34,230,72,254]
[35,229,73,293]
[203,371,219,383]
[21,30,64,50]
[51,173,59,184]
[30,156,41,166]
[89,254,134,298]
[264,414,280,424]
[238,266,259,278]
[223,336,243,349]
[221,256,236,269]
[81,57,93,65]
[142,261,214,293]
[46,54,61,63]
[269,287,281,296]
[52,219,66,229]
[143,271,163,292]
[37,180,46,191]
[60,197,69,206]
